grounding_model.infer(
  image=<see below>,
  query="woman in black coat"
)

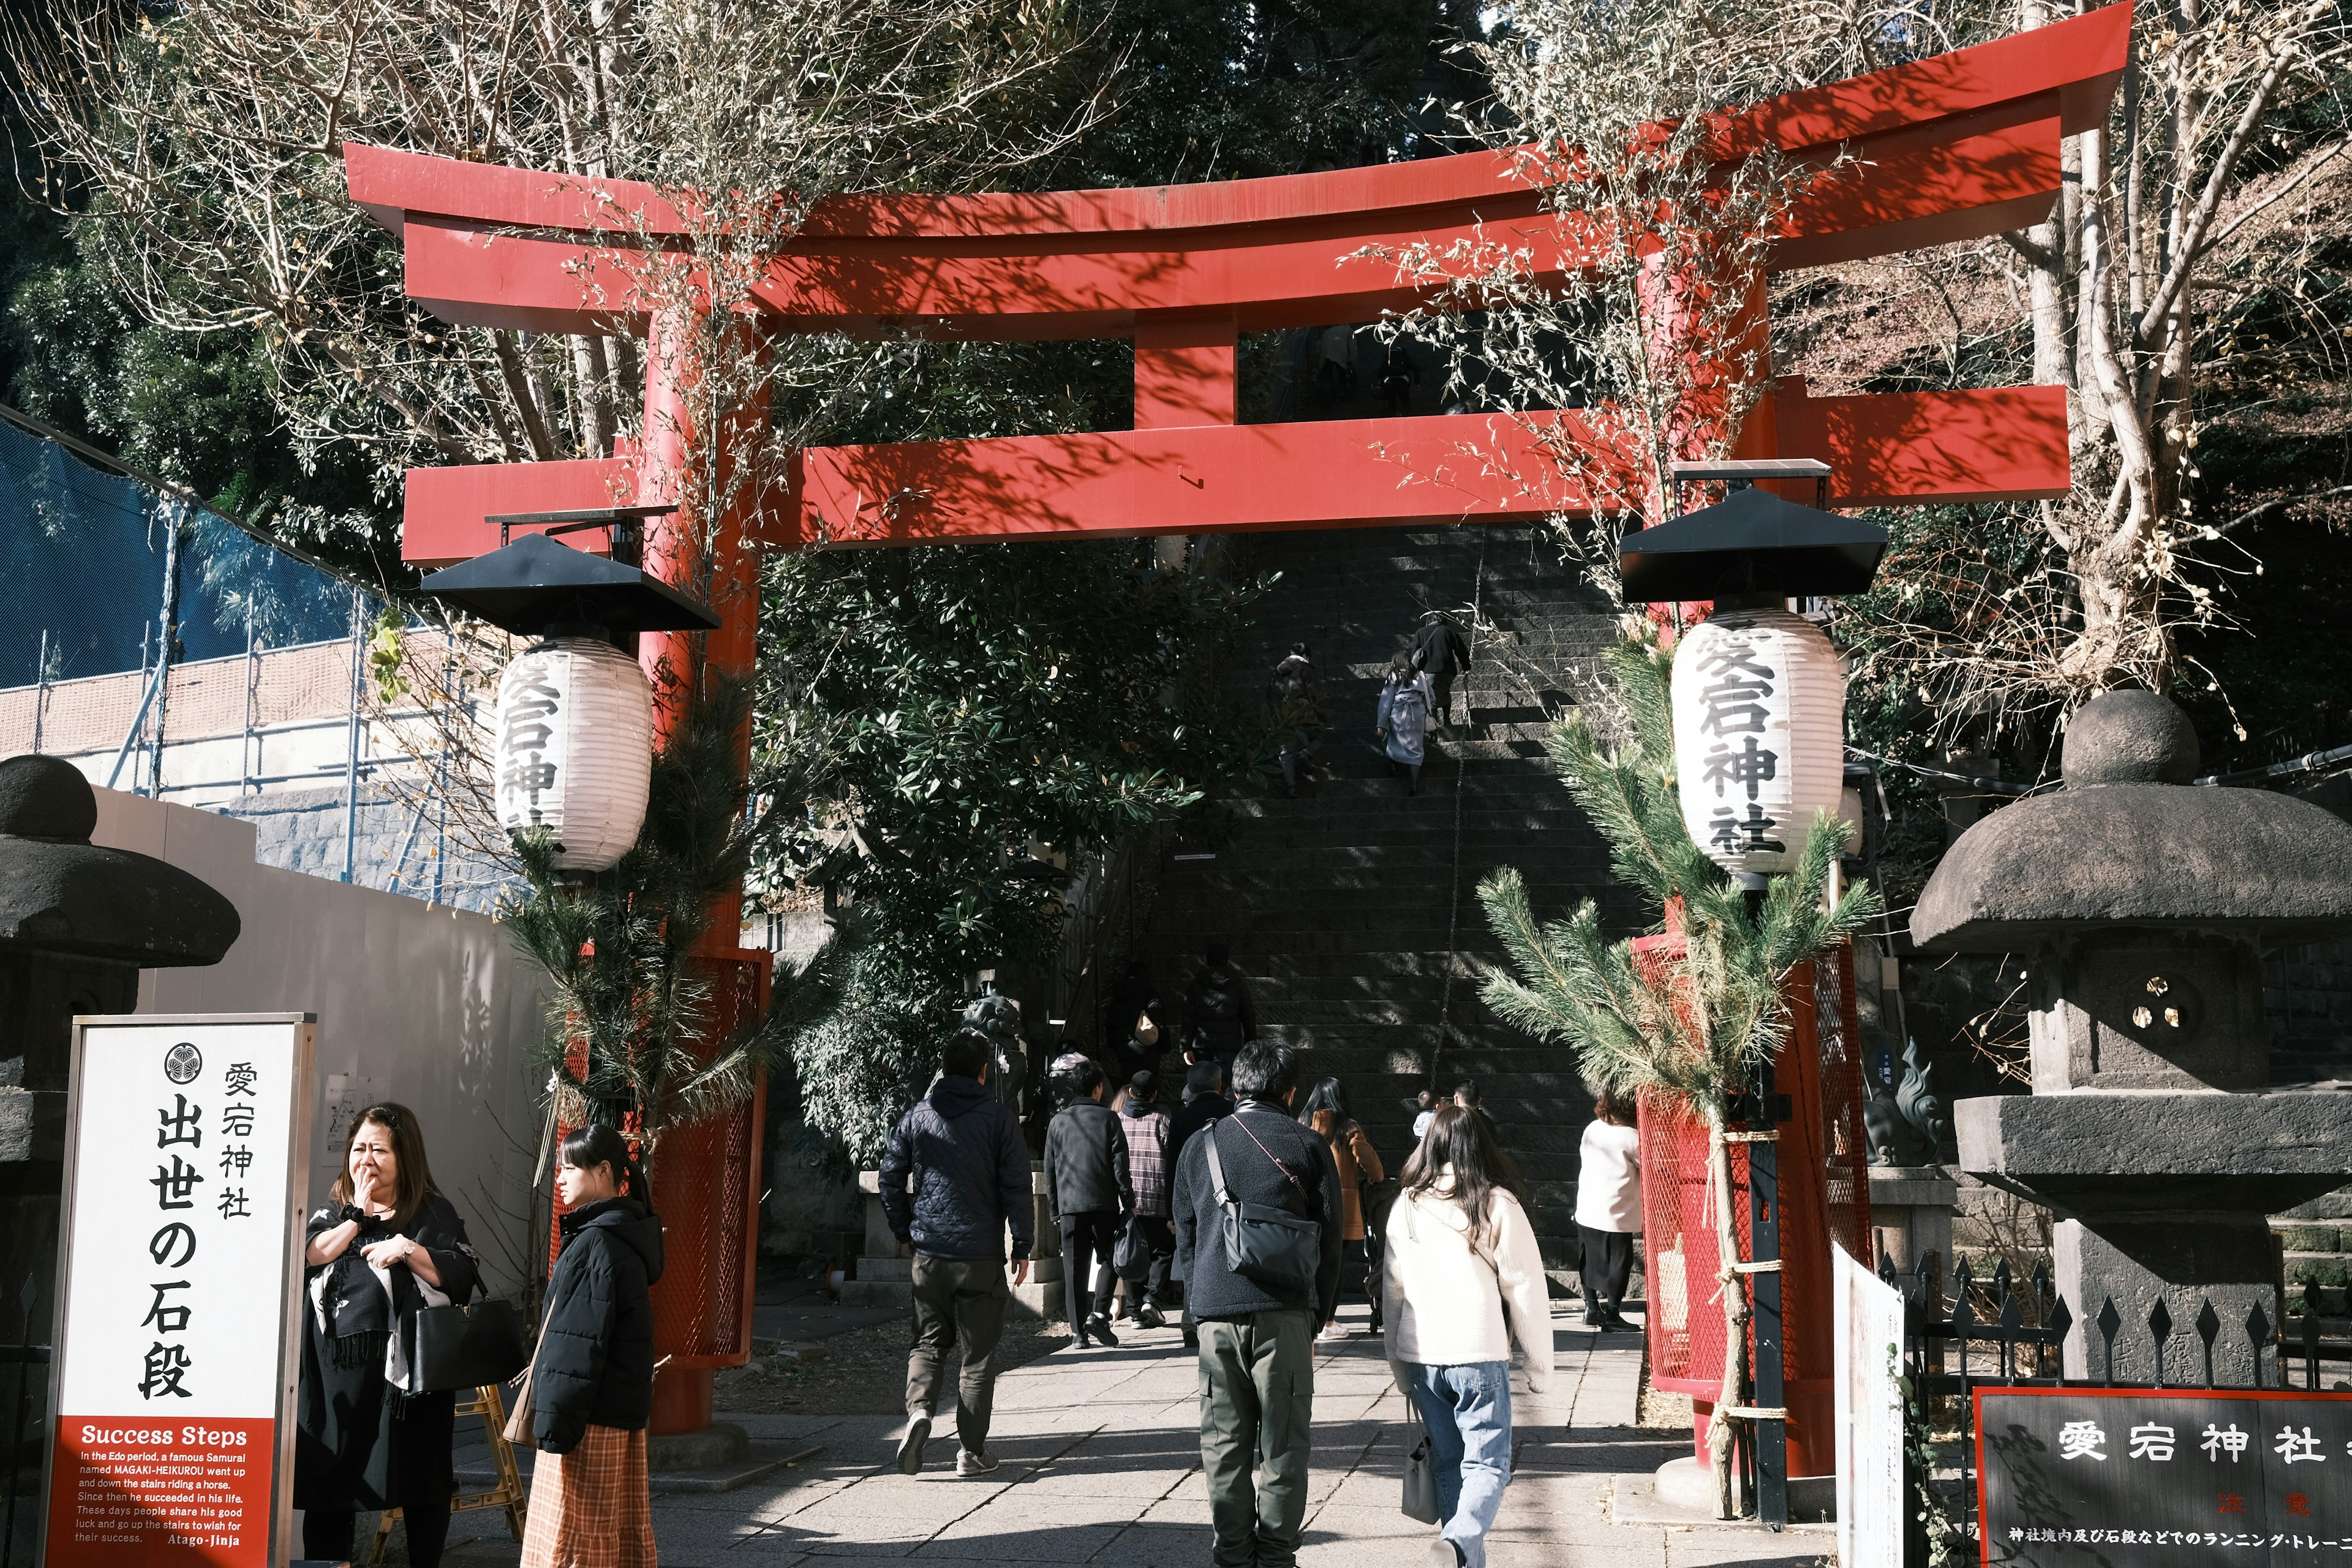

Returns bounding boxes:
[296,1103,480,1568]
[519,1124,665,1568]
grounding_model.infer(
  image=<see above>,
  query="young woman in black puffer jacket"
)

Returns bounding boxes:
[520,1125,665,1568]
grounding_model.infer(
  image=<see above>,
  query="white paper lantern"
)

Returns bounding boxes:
[494,636,654,872]
[1672,606,1847,878]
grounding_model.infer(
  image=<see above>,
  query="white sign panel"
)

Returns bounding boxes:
[1834,1241,1908,1567]
[45,1015,315,1568]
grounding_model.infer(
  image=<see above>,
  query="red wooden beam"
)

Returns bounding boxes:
[350,8,2128,336]
[401,456,639,566]
[385,117,2064,337]
[401,386,2068,563]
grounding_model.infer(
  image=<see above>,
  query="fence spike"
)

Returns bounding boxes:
[2148,1298,2172,1389]
[2097,1298,2121,1385]
[2031,1261,2050,1306]
[2196,1300,2221,1390]
[2247,1303,2272,1389]
[2047,1297,2074,1384]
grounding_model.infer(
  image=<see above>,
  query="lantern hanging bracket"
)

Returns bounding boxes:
[1667,459,1830,519]
[485,503,679,568]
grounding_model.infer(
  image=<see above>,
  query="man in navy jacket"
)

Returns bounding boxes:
[879,1028,1035,1478]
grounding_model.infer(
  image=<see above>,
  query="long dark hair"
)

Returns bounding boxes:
[1296,1076,1352,1132]
[328,1103,435,1233]
[1398,1104,1529,1253]
[559,1124,652,1212]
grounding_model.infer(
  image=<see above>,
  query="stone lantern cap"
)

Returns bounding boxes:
[1912,690,2352,951]
[0,755,240,965]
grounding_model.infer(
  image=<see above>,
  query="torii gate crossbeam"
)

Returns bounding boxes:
[353,4,2127,565]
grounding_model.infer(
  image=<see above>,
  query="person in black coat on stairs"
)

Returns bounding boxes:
[1044,1058,1135,1347]
[1411,611,1473,736]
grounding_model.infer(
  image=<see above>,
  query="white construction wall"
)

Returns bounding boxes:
[91,785,551,1297]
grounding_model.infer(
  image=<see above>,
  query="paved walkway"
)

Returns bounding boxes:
[441,1306,1829,1567]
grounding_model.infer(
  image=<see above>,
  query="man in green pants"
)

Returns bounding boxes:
[1172,1041,1343,1567]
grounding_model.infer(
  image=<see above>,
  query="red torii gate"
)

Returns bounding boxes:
[346,2,2127,1436]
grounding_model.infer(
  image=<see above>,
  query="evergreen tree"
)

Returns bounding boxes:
[1477,627,1878,1515]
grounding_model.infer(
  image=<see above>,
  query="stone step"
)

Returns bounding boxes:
[1134,522,1618,1232]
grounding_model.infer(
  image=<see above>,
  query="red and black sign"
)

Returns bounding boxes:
[1977,1387,2352,1564]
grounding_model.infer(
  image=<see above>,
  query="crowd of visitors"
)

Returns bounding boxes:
[865,937,1643,1568]
[285,947,1636,1568]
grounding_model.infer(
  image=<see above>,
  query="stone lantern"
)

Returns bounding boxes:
[1913,691,2352,1383]
[0,755,239,1336]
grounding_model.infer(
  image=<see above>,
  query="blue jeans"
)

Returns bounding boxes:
[1404,1362,1513,1568]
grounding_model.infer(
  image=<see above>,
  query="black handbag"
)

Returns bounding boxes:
[1202,1117,1322,1296]
[1113,1213,1151,1281]
[415,1297,530,1393]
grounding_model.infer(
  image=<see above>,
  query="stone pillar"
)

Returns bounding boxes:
[1865,1165,1957,1276]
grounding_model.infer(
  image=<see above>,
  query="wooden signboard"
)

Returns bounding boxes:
[42,1016,317,1568]
[1977,1385,2352,1564]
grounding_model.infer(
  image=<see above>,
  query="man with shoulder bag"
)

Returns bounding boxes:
[1172,1041,1343,1568]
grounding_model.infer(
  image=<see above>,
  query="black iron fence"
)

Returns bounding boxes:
[1888,1253,2352,1563]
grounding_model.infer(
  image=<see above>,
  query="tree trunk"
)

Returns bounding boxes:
[1706,1103,1750,1518]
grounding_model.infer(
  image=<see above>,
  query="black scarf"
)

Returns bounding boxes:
[320,1210,398,1370]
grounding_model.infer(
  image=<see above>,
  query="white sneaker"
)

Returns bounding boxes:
[895,1413,931,1474]
[956,1449,1000,1478]
[1316,1322,1351,1343]
[1427,1537,1464,1566]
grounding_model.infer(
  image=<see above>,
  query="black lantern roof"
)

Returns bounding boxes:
[418,526,721,636]
[1618,466,1888,603]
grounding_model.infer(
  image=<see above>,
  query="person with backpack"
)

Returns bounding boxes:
[519,1125,663,1568]
[1267,642,1324,797]
[1297,1076,1386,1341]
[1116,1069,1177,1325]
[878,1028,1036,1477]
[1043,1057,1136,1348]
[1381,1106,1557,1568]
[1172,1041,1343,1568]
[1376,649,1437,797]
[1409,611,1473,736]
[1183,942,1259,1067]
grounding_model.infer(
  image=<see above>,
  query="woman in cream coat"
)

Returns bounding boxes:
[1381,1104,1556,1568]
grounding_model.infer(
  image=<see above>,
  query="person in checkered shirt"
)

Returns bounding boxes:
[1116,1071,1177,1324]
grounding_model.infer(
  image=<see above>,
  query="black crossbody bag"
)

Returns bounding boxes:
[1202,1114,1322,1295]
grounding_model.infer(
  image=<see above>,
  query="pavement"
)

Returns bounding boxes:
[434,1303,1832,1567]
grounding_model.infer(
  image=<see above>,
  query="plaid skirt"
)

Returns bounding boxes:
[519,1425,657,1568]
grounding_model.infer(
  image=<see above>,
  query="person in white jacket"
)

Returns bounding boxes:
[1381,1106,1556,1568]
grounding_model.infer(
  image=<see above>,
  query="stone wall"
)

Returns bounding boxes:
[211,782,514,913]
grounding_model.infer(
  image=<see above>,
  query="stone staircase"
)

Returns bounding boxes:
[1137,524,1638,1277]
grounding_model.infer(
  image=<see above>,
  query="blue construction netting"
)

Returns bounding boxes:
[0,415,353,687]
